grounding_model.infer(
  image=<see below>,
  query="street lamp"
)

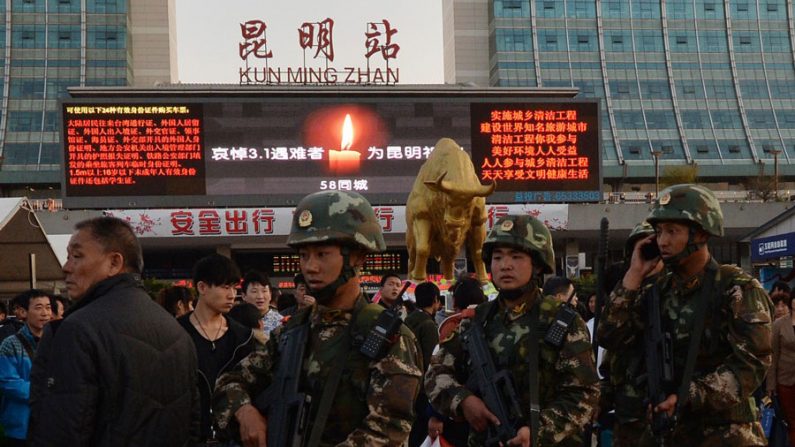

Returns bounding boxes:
[766,148,782,200]
[651,150,662,196]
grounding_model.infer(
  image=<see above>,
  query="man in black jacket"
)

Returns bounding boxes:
[28,216,198,447]
[178,254,259,444]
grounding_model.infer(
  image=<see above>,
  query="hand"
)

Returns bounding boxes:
[235,404,267,447]
[301,294,316,307]
[506,426,531,447]
[460,395,500,432]
[624,235,662,290]
[654,394,678,418]
[428,416,444,440]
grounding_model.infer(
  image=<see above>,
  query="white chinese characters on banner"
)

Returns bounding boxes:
[105,204,568,238]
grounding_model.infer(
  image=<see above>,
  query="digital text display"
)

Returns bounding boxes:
[64,105,205,197]
[62,95,600,207]
[470,102,601,202]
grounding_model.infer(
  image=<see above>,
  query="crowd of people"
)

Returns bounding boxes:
[0,184,790,446]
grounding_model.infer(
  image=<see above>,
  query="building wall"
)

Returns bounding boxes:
[128,0,174,87]
[448,0,795,182]
[0,0,173,188]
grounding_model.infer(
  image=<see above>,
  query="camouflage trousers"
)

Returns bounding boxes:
[613,419,652,447]
[668,420,767,447]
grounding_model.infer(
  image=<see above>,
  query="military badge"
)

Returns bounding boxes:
[659,193,671,205]
[298,209,313,227]
[500,220,514,231]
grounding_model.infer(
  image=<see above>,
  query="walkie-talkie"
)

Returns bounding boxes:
[360,281,411,360]
[544,288,579,348]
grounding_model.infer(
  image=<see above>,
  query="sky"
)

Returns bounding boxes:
[174,0,444,85]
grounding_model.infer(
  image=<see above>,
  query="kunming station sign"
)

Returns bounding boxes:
[238,17,400,85]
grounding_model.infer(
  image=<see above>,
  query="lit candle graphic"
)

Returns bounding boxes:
[328,114,361,174]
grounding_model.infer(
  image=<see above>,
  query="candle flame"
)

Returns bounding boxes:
[341,114,353,151]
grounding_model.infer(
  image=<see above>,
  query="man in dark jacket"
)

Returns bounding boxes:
[178,254,259,444]
[28,216,198,447]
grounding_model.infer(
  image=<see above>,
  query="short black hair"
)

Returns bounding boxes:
[277,293,297,312]
[451,277,486,310]
[771,281,791,295]
[13,289,52,311]
[414,282,440,308]
[543,276,573,297]
[293,273,307,287]
[157,286,194,317]
[192,254,241,287]
[242,270,271,295]
[228,302,261,330]
[75,216,144,274]
[380,271,401,287]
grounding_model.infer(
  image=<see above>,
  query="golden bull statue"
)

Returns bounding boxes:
[406,138,496,284]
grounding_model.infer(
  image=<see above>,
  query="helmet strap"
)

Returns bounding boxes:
[308,245,358,304]
[662,227,704,268]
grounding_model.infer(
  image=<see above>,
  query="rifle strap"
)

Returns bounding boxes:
[675,260,718,411]
[305,310,357,447]
[527,299,541,447]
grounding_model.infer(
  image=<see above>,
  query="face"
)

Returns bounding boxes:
[588,294,597,313]
[198,283,237,314]
[52,300,65,320]
[380,276,403,303]
[490,246,534,290]
[654,222,702,261]
[294,283,307,299]
[243,282,272,313]
[298,244,346,293]
[555,284,575,303]
[63,228,123,301]
[26,296,52,333]
[775,299,790,319]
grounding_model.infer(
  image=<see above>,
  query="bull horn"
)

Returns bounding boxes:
[424,172,453,194]
[439,178,497,197]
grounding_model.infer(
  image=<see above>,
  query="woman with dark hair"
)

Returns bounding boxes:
[772,291,791,321]
[156,286,194,318]
[768,294,795,446]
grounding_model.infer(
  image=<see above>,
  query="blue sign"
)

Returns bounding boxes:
[751,232,795,261]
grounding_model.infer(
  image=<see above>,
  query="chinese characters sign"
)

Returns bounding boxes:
[238,17,399,85]
[470,102,601,203]
[104,204,568,238]
[64,105,205,197]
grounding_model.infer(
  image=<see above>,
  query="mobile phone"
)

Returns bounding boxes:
[640,240,661,260]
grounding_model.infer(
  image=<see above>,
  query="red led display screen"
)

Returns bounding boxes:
[64,104,206,197]
[470,102,601,202]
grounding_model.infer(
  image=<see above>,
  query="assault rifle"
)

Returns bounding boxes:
[644,284,675,446]
[253,322,312,447]
[462,319,523,447]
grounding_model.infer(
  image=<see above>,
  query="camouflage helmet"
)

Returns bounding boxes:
[482,214,555,274]
[286,191,386,252]
[646,184,724,237]
[625,221,655,255]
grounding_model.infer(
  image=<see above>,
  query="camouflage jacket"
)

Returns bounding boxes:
[213,294,423,447]
[425,287,599,446]
[597,259,774,428]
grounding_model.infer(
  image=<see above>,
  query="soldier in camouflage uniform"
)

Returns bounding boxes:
[213,191,423,447]
[598,221,662,446]
[425,214,599,447]
[598,183,774,446]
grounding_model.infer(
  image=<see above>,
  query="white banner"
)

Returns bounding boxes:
[105,204,568,238]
